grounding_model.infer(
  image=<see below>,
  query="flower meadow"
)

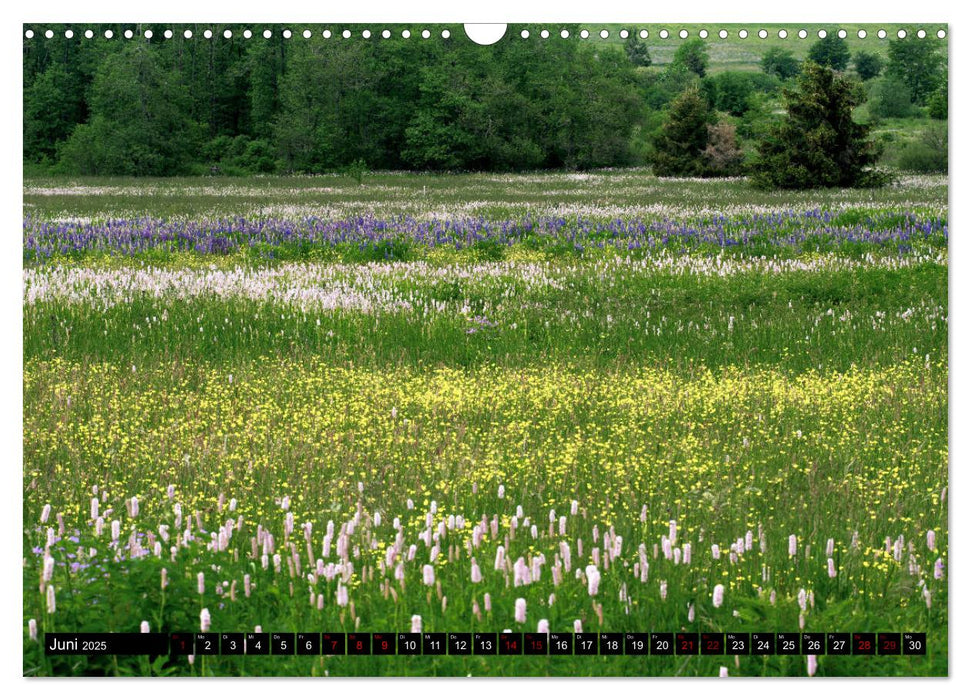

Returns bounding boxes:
[23,173,947,676]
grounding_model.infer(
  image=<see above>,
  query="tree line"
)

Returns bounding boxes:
[23,24,947,182]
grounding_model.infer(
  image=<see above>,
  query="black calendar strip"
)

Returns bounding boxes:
[45,632,926,657]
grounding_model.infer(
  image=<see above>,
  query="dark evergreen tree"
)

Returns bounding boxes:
[624,34,651,67]
[652,88,713,176]
[752,62,887,190]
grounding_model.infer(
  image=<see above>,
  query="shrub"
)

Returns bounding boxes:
[703,122,745,176]
[868,77,918,119]
[897,126,947,173]
[854,51,885,81]
[927,82,948,120]
[761,48,801,81]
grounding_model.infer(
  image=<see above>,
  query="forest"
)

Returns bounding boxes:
[22,24,948,177]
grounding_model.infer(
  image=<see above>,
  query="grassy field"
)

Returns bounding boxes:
[23,172,947,676]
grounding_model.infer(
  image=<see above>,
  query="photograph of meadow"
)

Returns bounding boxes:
[23,23,947,677]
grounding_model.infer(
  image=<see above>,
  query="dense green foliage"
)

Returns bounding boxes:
[760,47,801,80]
[887,33,946,105]
[671,38,709,77]
[651,89,712,176]
[807,35,851,71]
[23,24,948,182]
[853,51,884,81]
[868,77,918,119]
[752,62,886,190]
[896,125,947,173]
[624,34,651,67]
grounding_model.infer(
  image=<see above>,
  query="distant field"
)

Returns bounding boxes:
[24,172,947,676]
[591,24,947,69]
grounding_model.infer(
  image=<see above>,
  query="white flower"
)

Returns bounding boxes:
[712,584,725,608]
[585,564,601,596]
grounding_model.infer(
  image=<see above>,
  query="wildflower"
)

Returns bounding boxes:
[484,593,492,612]
[515,598,527,623]
[90,498,99,520]
[411,615,422,634]
[197,572,205,595]
[46,586,56,614]
[538,619,549,634]
[422,564,435,586]
[927,530,936,551]
[711,544,720,559]
[140,621,150,633]
[826,538,834,557]
[586,565,601,596]
[28,619,37,642]
[40,504,51,523]
[789,534,797,557]
[807,654,818,677]
[828,558,837,578]
[660,581,667,600]
[719,667,729,677]
[337,585,349,607]
[934,558,944,579]
[498,485,505,499]
[712,584,725,608]
[161,568,168,590]
[798,588,807,611]
[200,608,211,632]
[471,560,482,583]
[688,603,695,622]
[574,619,583,633]
[42,555,54,582]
